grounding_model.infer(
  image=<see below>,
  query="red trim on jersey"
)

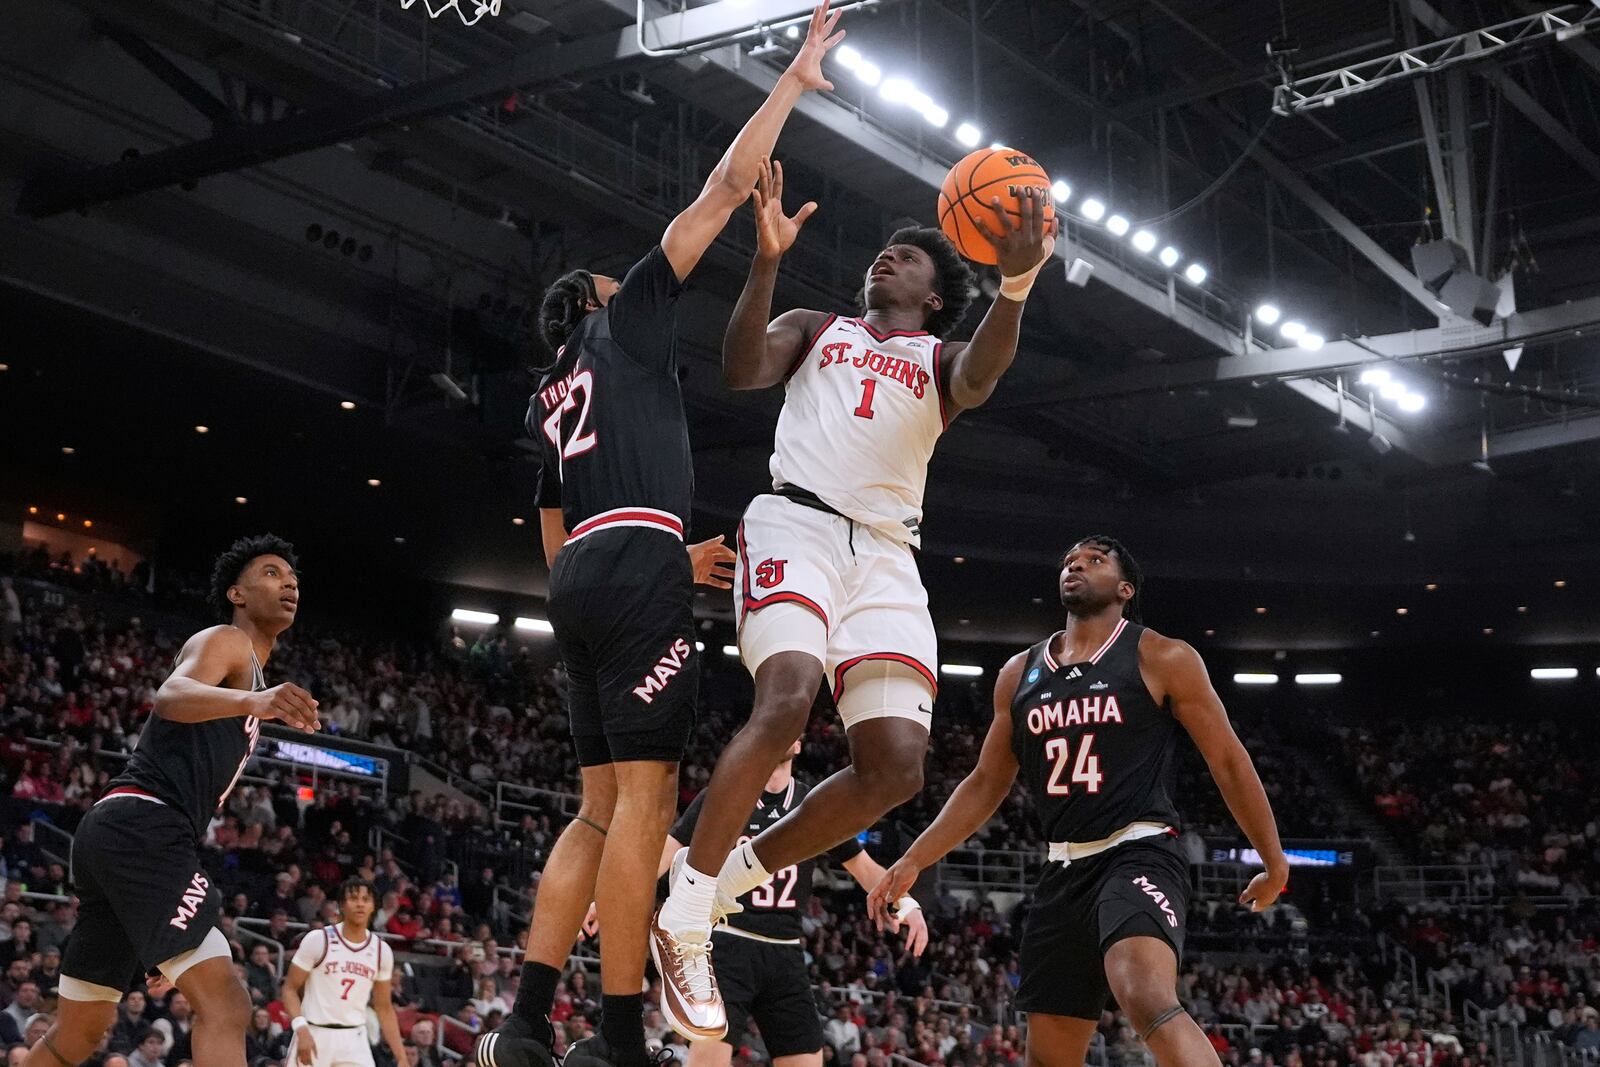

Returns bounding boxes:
[1042,617,1129,672]
[784,312,839,383]
[311,928,331,969]
[851,317,932,343]
[831,652,939,703]
[96,786,165,808]
[932,340,951,428]
[330,923,373,953]
[566,507,684,544]
[737,522,830,629]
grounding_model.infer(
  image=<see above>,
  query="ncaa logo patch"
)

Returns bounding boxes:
[1027,667,1041,684]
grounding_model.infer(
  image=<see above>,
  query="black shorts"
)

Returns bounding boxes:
[1015,835,1191,1021]
[62,798,221,993]
[712,931,823,1058]
[548,527,699,765]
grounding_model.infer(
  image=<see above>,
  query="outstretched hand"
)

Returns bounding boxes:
[688,535,736,589]
[865,858,921,931]
[974,186,1057,279]
[784,3,847,92]
[752,157,818,260]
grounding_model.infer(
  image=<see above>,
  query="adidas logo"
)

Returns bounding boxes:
[1064,666,1083,681]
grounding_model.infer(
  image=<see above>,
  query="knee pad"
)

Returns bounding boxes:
[834,660,934,731]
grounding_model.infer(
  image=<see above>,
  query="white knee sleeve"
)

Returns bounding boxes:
[834,660,934,731]
[59,975,125,1003]
[157,925,232,982]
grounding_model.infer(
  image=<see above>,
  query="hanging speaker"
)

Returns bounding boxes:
[1438,272,1500,326]
[1410,239,1469,294]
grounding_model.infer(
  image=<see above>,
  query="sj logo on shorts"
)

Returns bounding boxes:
[1131,874,1179,928]
[753,558,787,589]
[632,637,694,705]
[170,871,212,930]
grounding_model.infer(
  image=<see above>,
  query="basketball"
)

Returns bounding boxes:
[938,146,1055,265]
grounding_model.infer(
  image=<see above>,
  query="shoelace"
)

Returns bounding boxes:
[671,936,719,1002]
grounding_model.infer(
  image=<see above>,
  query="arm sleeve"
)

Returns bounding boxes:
[290,929,327,972]
[376,940,393,982]
[669,791,708,844]
[607,245,685,375]
[826,832,865,865]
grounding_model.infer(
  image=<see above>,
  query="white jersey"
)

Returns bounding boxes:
[290,924,392,1028]
[769,314,948,547]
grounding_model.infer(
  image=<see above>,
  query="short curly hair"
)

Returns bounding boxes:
[209,534,298,621]
[535,269,598,366]
[1059,535,1143,623]
[887,227,977,338]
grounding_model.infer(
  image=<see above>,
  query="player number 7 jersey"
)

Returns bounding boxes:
[291,925,393,1027]
[768,316,949,547]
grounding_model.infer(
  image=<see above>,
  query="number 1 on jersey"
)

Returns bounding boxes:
[1044,733,1103,795]
[853,377,877,419]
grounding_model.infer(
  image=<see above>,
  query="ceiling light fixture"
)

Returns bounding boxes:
[1184,263,1208,285]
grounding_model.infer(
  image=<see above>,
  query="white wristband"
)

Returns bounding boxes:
[997,239,1058,302]
[895,894,921,916]
[291,1017,310,1032]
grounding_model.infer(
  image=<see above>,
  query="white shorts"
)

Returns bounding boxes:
[735,494,937,723]
[287,1025,375,1067]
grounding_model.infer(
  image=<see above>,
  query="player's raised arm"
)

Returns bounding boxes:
[1146,633,1289,912]
[866,652,1026,925]
[941,188,1057,413]
[660,3,844,282]
[155,626,319,731]
[722,158,828,390]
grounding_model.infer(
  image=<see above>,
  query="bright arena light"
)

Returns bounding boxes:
[1233,673,1279,685]
[880,77,914,104]
[836,44,861,69]
[1298,333,1325,351]
[1184,263,1208,285]
[1379,380,1406,400]
[854,61,881,86]
[1079,197,1106,221]
[1294,673,1343,685]
[722,645,742,658]
[1279,320,1306,341]
[1106,214,1130,236]
[955,122,982,147]
[1358,367,1391,386]
[1131,230,1157,253]
[785,24,800,39]
[513,617,554,634]
[1531,667,1579,680]
[908,89,933,112]
[1398,392,1427,412]
[1158,246,1181,268]
[1254,304,1281,325]
[923,105,949,128]
[1050,180,1071,202]
[451,609,499,626]
[941,663,984,677]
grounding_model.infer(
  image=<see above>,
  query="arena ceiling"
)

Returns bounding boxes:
[3,0,1599,649]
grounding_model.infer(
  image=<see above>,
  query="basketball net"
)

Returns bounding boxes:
[399,0,502,26]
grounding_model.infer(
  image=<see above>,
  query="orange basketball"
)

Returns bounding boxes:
[937,147,1054,265]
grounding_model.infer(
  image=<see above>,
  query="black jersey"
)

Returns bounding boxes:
[530,245,694,535]
[107,645,266,837]
[671,778,862,942]
[1009,619,1181,843]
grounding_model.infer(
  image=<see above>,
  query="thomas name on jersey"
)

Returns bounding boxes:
[817,341,932,400]
[1022,694,1124,734]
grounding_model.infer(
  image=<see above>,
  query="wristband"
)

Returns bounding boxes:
[997,240,1058,302]
[291,1018,310,1032]
[895,894,921,917]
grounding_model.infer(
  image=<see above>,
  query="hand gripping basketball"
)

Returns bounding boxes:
[752,157,817,261]
[977,187,1058,301]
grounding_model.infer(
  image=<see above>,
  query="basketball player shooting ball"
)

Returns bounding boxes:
[27,535,319,1067]
[282,878,407,1067]
[867,537,1290,1067]
[477,7,846,1067]
[652,158,1057,1039]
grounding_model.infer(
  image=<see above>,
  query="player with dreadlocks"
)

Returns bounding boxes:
[866,536,1290,1067]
